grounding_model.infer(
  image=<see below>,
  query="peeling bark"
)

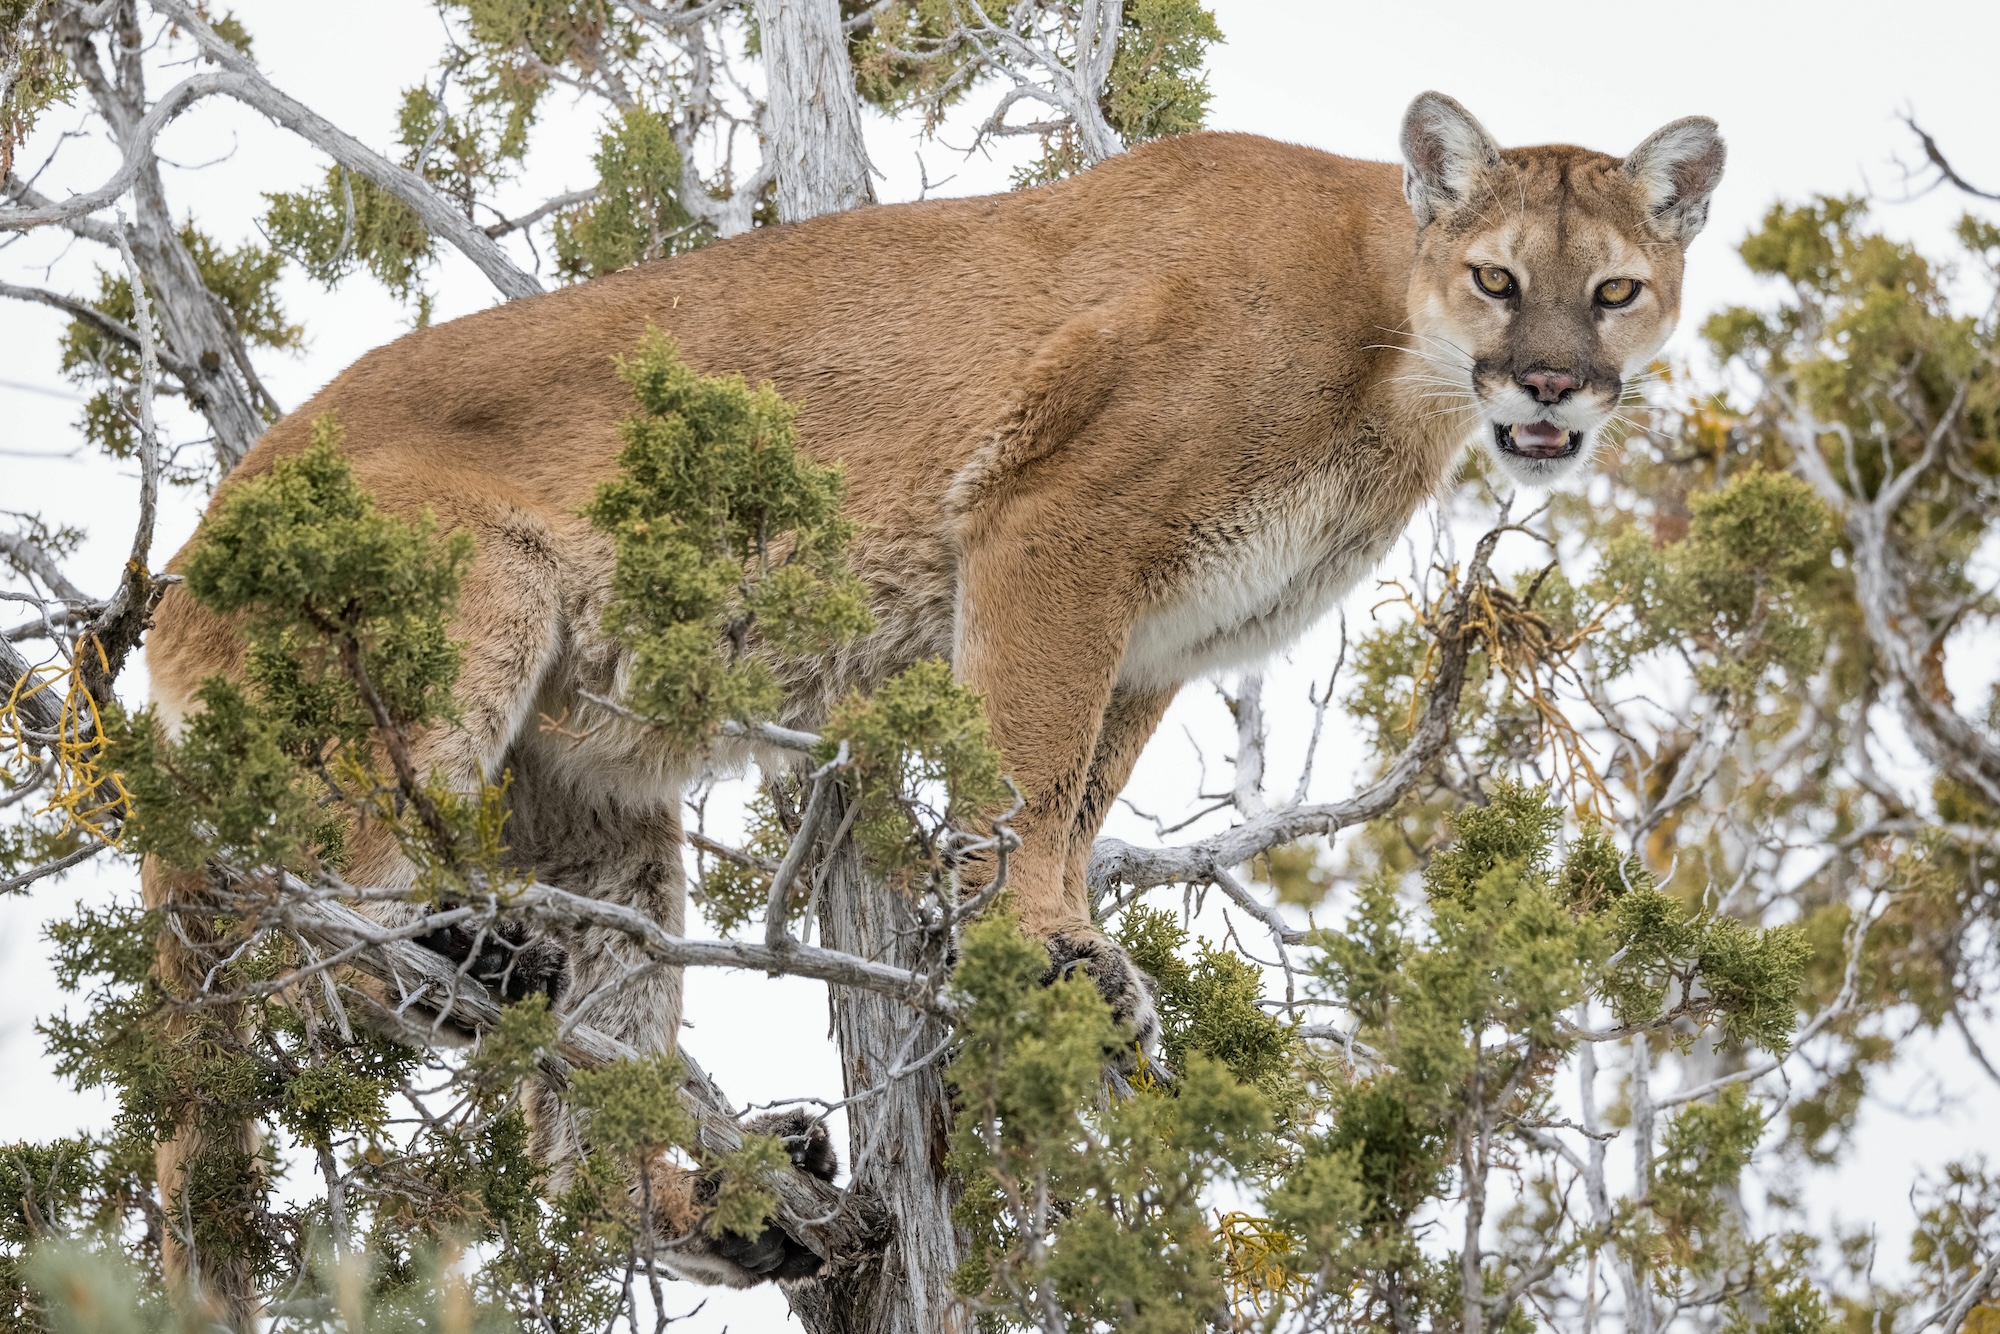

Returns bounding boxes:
[789,795,966,1334]
[753,0,876,223]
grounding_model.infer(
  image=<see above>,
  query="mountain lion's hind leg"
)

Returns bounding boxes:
[139,500,570,1323]
[496,735,838,1286]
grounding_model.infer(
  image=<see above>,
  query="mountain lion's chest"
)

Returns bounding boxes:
[1114,454,1420,693]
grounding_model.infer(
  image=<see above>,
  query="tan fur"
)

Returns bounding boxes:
[142,101,1721,1290]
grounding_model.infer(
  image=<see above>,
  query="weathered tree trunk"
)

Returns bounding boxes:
[788,799,966,1334]
[753,0,876,222]
[65,1,273,469]
[752,10,952,1328]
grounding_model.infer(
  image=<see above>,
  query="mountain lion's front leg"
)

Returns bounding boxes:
[1067,684,1178,900]
[953,508,1160,1054]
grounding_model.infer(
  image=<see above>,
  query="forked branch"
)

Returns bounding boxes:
[1901,114,2000,203]
[1088,521,1500,897]
[0,2,544,301]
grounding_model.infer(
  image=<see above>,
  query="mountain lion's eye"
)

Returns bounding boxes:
[1472,265,1516,298]
[1595,277,1641,307]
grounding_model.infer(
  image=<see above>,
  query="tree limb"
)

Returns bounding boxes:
[1912,1253,2000,1334]
[0,636,64,748]
[0,279,201,381]
[280,891,892,1272]
[259,871,958,1015]
[77,217,164,709]
[484,186,599,238]
[0,529,91,604]
[0,70,241,230]
[147,0,543,299]
[1902,114,2000,203]
[0,4,545,302]
[1,172,125,247]
[1089,524,1497,896]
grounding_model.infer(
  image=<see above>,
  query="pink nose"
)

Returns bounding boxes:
[1518,369,1580,403]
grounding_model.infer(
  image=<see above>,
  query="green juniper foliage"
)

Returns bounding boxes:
[1262,787,1811,1331]
[264,81,532,311]
[947,912,1271,1331]
[173,416,467,731]
[444,0,642,152]
[699,658,1009,927]
[819,658,1010,890]
[1591,468,1836,703]
[1649,1086,1766,1267]
[1101,0,1224,144]
[691,786,796,935]
[586,330,872,744]
[566,1052,787,1244]
[553,108,699,279]
[114,413,470,876]
[944,787,1815,1331]
[1657,198,2000,1178]
[1117,906,1298,1107]
[58,226,299,472]
[263,165,437,308]
[0,0,72,180]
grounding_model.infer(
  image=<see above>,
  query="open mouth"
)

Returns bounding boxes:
[1494,422,1582,461]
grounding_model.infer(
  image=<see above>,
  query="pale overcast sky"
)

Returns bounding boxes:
[2,3,1997,1328]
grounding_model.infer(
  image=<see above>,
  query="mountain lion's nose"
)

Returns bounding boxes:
[1517,369,1580,403]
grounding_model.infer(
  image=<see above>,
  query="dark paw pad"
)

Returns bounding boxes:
[710,1220,824,1283]
[415,919,568,1002]
[1042,926,1161,1059]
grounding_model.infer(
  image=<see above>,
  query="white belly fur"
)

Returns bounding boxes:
[1116,476,1405,693]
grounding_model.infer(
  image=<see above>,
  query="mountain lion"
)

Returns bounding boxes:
[143,92,1725,1288]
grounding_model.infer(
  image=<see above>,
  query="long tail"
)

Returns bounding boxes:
[142,854,264,1331]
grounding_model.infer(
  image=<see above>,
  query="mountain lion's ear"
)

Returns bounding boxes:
[1622,117,1726,245]
[1400,91,1503,229]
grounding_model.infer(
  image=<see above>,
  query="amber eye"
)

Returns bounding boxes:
[1472,265,1516,298]
[1595,277,1641,307]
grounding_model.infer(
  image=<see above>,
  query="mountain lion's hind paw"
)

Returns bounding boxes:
[746,1108,839,1183]
[702,1110,837,1284]
[414,919,567,1003]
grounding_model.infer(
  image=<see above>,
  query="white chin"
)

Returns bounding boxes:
[1481,425,1596,487]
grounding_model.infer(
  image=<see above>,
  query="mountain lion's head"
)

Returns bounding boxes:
[1398,92,1726,485]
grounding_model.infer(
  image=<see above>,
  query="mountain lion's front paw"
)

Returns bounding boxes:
[1041,925,1160,1062]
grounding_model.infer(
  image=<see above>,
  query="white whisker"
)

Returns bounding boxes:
[1383,373,1473,387]
[1365,344,1471,372]
[1373,325,1477,363]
